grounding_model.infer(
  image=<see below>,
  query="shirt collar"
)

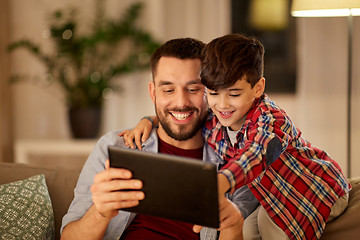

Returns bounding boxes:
[142,127,222,165]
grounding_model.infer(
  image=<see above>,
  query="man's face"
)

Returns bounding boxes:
[149,57,208,142]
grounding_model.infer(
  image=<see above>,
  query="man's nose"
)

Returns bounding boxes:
[174,90,191,107]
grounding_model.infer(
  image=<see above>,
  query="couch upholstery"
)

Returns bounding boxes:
[0,162,81,240]
[0,161,359,239]
[320,176,360,239]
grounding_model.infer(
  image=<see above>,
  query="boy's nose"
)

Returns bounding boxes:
[218,95,230,109]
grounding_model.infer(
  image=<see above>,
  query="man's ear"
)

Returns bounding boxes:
[254,77,265,97]
[149,81,156,104]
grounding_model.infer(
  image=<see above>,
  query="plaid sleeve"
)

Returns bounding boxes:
[220,110,292,192]
[202,111,216,141]
[203,114,235,162]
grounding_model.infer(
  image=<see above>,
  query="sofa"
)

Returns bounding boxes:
[0,162,81,240]
[0,161,359,240]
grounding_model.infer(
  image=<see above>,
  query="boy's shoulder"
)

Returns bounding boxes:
[254,94,286,114]
[259,94,281,110]
[248,94,289,122]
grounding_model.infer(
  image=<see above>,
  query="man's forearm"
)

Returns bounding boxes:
[61,205,112,240]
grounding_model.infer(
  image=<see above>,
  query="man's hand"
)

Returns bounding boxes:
[91,160,145,218]
[217,173,244,239]
[193,198,244,239]
[218,197,244,228]
[193,173,243,239]
[61,160,145,239]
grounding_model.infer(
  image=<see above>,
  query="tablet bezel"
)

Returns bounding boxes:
[108,146,219,228]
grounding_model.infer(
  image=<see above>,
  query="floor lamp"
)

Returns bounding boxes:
[291,0,360,178]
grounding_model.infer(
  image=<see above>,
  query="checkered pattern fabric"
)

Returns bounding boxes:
[203,94,351,240]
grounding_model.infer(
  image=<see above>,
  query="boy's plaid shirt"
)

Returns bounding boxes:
[203,94,351,240]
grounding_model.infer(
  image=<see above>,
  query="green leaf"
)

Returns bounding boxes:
[7,1,160,108]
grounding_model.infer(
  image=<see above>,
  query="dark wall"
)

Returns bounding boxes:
[231,0,297,93]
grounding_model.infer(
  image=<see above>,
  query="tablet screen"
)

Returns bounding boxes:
[108,146,219,228]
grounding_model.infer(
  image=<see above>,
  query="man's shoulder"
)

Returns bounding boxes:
[97,129,128,148]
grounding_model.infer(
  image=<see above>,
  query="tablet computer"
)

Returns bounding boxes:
[108,146,219,228]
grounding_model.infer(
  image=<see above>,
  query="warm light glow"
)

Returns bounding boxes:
[352,8,360,15]
[292,8,360,17]
[250,0,289,30]
[291,0,360,17]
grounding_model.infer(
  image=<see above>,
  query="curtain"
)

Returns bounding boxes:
[0,0,13,162]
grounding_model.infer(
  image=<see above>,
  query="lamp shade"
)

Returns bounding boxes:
[291,0,360,17]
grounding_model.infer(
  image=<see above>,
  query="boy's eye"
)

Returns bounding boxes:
[230,94,241,97]
[208,91,218,96]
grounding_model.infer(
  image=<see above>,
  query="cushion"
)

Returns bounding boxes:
[0,162,81,240]
[0,174,54,240]
[321,176,360,239]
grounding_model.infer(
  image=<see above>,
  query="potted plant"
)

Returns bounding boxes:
[8,1,160,138]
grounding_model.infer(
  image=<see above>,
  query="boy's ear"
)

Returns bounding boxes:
[254,77,265,97]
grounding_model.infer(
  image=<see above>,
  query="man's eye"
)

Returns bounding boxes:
[188,88,200,93]
[163,89,174,93]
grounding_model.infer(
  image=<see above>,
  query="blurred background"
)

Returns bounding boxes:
[0,0,359,177]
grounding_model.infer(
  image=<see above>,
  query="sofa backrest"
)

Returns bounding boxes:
[0,162,81,240]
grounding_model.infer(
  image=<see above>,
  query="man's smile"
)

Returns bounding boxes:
[170,111,193,121]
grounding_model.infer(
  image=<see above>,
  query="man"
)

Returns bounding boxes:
[60,38,258,240]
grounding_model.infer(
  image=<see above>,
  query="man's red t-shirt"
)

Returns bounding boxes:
[120,137,203,240]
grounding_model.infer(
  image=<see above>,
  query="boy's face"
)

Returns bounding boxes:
[149,57,208,143]
[207,77,265,131]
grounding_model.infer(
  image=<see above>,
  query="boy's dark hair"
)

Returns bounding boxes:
[150,38,205,76]
[201,34,264,90]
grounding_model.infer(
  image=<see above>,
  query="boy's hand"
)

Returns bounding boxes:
[91,160,145,219]
[119,129,138,149]
[119,117,154,150]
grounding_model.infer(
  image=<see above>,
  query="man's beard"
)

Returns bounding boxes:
[155,104,207,141]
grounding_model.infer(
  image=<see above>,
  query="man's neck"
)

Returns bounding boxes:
[156,128,204,150]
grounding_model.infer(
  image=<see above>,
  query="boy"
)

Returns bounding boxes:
[121,34,350,240]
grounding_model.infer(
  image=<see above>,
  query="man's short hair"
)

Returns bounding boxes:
[150,38,205,77]
[201,34,264,90]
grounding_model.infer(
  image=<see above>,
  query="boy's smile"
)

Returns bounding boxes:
[207,77,265,131]
[218,110,235,119]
